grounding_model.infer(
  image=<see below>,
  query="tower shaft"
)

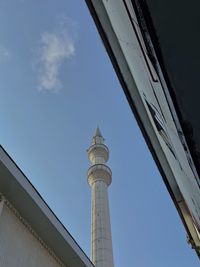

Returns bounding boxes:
[87,128,114,267]
[91,180,114,267]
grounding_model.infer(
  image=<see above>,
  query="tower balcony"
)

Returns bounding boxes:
[87,164,112,186]
[87,143,109,164]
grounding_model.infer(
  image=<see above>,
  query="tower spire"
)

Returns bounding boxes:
[87,128,114,267]
[94,126,102,137]
[91,126,104,145]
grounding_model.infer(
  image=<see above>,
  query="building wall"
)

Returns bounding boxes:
[0,202,63,267]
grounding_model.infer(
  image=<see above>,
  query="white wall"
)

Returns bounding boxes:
[0,203,63,267]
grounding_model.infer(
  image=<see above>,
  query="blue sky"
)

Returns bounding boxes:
[0,1,199,266]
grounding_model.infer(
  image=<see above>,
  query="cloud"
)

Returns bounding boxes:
[0,45,11,60]
[37,26,75,92]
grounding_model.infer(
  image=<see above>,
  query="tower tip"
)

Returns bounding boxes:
[91,126,104,145]
[94,126,103,137]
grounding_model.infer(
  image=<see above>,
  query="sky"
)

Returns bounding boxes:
[0,1,199,266]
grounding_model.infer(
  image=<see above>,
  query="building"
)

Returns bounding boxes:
[87,128,114,267]
[85,0,200,258]
[0,145,94,267]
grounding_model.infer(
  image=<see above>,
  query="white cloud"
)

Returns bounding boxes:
[37,28,75,92]
[0,45,11,60]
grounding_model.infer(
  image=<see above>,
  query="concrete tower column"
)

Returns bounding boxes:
[87,127,114,267]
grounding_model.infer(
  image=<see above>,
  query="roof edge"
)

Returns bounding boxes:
[0,145,94,267]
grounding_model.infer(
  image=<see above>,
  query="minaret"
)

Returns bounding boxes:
[87,127,114,267]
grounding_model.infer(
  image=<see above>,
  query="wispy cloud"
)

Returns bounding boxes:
[0,45,11,60]
[36,20,76,92]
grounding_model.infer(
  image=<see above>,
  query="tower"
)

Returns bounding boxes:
[87,127,114,267]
